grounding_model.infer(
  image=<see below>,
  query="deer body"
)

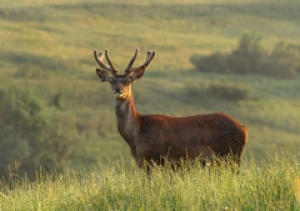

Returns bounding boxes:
[94,49,248,168]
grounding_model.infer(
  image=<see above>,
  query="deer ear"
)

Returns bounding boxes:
[96,69,112,81]
[129,67,146,81]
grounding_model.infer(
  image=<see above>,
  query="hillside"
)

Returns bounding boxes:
[0,0,299,171]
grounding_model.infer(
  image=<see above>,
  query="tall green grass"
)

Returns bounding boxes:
[0,153,299,210]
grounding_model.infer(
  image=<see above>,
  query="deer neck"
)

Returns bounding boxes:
[114,92,140,148]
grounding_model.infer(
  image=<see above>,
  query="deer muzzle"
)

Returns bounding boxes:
[113,88,126,99]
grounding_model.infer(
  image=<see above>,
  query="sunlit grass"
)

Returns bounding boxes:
[0,154,299,210]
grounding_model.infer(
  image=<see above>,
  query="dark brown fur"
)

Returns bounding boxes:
[94,49,248,169]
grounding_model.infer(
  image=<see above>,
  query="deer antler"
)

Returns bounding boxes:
[104,50,118,75]
[94,49,118,75]
[125,48,139,75]
[125,49,156,75]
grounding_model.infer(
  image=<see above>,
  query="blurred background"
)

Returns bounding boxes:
[0,0,299,180]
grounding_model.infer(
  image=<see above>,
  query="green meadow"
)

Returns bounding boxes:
[1,155,300,210]
[0,0,300,209]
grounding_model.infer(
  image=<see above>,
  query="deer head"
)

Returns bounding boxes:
[94,49,156,99]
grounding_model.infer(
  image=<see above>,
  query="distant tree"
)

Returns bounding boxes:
[190,32,300,79]
[228,32,266,74]
[259,41,300,78]
[190,52,229,73]
[0,86,78,180]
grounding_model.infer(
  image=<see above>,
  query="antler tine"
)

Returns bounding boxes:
[130,50,156,72]
[125,48,139,75]
[105,49,118,75]
[94,50,115,75]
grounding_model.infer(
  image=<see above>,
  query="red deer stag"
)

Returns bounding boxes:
[94,49,248,169]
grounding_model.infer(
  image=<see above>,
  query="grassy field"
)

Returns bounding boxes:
[1,0,300,209]
[1,154,300,210]
[1,0,300,178]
